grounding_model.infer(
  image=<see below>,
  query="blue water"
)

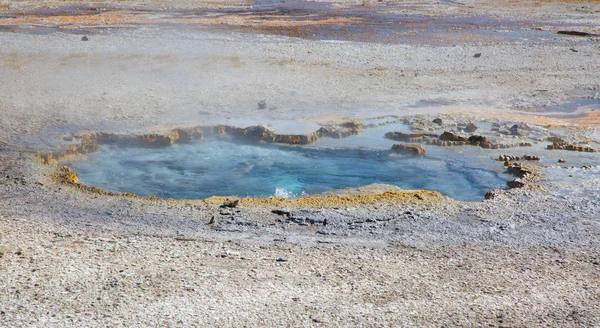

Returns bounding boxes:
[68,134,511,201]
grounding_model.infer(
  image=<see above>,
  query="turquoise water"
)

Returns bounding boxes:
[68,134,511,201]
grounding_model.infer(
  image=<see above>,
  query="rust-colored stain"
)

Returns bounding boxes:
[2,0,593,44]
[567,110,600,126]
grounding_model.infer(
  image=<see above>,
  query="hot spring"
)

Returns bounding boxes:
[66,123,513,201]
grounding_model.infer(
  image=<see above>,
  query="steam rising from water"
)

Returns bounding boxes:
[68,133,511,201]
[274,187,307,199]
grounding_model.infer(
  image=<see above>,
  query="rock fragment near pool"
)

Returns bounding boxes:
[547,141,596,152]
[439,131,468,142]
[385,131,438,142]
[391,143,427,155]
[464,122,478,133]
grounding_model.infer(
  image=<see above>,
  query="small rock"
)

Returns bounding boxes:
[276,257,288,262]
[431,118,456,127]
[557,30,599,37]
[484,191,497,200]
[81,36,89,41]
[473,53,482,58]
[522,154,540,161]
[207,216,216,225]
[558,159,566,163]
[258,100,267,109]
[271,209,291,217]
[468,135,487,144]
[391,143,427,155]
[510,124,529,137]
[464,122,478,133]
[507,180,525,188]
[439,131,468,142]
[222,198,240,208]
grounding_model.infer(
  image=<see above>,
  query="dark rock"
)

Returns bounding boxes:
[468,135,487,144]
[207,216,216,225]
[558,159,566,163]
[491,123,501,131]
[485,190,497,200]
[258,100,267,109]
[557,30,600,37]
[464,122,478,133]
[473,53,482,58]
[391,143,427,155]
[507,180,525,188]
[431,118,456,127]
[439,131,468,142]
[276,258,288,262]
[81,36,89,41]
[467,135,494,148]
[510,124,529,137]
[272,209,291,217]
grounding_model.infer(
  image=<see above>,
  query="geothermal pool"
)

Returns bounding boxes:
[68,129,513,201]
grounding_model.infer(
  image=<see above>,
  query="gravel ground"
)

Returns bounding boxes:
[1,1,600,326]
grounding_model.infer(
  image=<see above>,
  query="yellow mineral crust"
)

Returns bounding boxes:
[201,189,448,208]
